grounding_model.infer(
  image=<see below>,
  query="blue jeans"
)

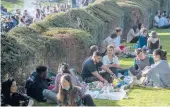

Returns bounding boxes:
[43,89,58,103]
[110,67,129,77]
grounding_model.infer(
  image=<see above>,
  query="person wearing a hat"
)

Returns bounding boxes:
[147,31,160,54]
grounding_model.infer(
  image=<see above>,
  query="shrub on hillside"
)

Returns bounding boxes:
[43,28,92,72]
[31,9,104,44]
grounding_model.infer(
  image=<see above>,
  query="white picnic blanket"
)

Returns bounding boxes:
[85,84,128,100]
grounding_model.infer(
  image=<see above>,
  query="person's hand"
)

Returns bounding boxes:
[103,80,108,85]
[111,74,117,79]
[113,64,119,68]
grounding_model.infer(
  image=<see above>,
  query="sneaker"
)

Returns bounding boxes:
[28,99,34,106]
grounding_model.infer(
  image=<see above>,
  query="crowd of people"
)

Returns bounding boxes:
[1,26,170,106]
[1,4,72,33]
[154,11,170,28]
[1,0,96,33]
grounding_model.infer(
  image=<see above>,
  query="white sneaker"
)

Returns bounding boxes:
[28,99,34,107]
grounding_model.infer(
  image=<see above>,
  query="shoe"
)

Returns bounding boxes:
[28,99,34,106]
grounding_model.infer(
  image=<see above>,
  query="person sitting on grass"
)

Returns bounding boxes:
[1,78,34,106]
[26,66,57,103]
[102,45,129,77]
[129,48,154,80]
[140,49,170,88]
[147,31,160,54]
[57,74,95,106]
[81,51,115,83]
[158,13,170,28]
[127,25,139,43]
[100,27,123,55]
[53,63,85,93]
[138,28,148,48]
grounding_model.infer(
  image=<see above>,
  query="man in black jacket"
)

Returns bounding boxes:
[26,66,58,103]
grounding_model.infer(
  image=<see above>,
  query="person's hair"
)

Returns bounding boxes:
[141,28,147,34]
[115,27,122,33]
[154,49,167,60]
[93,51,102,57]
[151,31,158,38]
[110,32,117,39]
[57,74,76,106]
[107,45,114,50]
[36,66,47,74]
[132,25,138,33]
[135,48,146,55]
[58,63,70,74]
[90,45,98,56]
[1,78,15,100]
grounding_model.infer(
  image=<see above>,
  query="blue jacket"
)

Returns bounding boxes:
[138,34,147,48]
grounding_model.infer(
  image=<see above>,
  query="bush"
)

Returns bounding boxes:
[1,34,34,92]
[43,28,92,72]
[86,0,124,40]
[31,9,104,44]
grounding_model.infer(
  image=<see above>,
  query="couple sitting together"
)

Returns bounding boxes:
[129,48,170,88]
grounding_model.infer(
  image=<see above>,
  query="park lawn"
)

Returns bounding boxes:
[35,28,170,106]
[94,28,170,106]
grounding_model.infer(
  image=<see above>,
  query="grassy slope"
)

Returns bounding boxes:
[34,29,170,106]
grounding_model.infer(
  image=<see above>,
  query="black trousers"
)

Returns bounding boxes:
[82,94,96,106]
[130,36,138,43]
[84,72,113,83]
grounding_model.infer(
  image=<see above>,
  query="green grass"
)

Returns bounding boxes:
[1,0,23,11]
[94,28,170,106]
[34,28,170,106]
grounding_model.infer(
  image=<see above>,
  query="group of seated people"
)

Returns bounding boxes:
[1,64,96,106]
[154,11,170,28]
[1,27,170,106]
[127,23,161,54]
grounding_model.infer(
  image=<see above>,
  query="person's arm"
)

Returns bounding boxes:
[101,65,114,75]
[147,39,150,49]
[92,71,106,82]
[131,29,139,37]
[73,87,84,106]
[53,74,61,93]
[87,63,107,82]
[134,58,138,70]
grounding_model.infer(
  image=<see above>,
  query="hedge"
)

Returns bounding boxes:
[31,9,103,44]
[42,28,92,72]
[86,0,124,40]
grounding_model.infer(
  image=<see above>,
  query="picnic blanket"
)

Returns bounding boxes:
[84,76,133,100]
